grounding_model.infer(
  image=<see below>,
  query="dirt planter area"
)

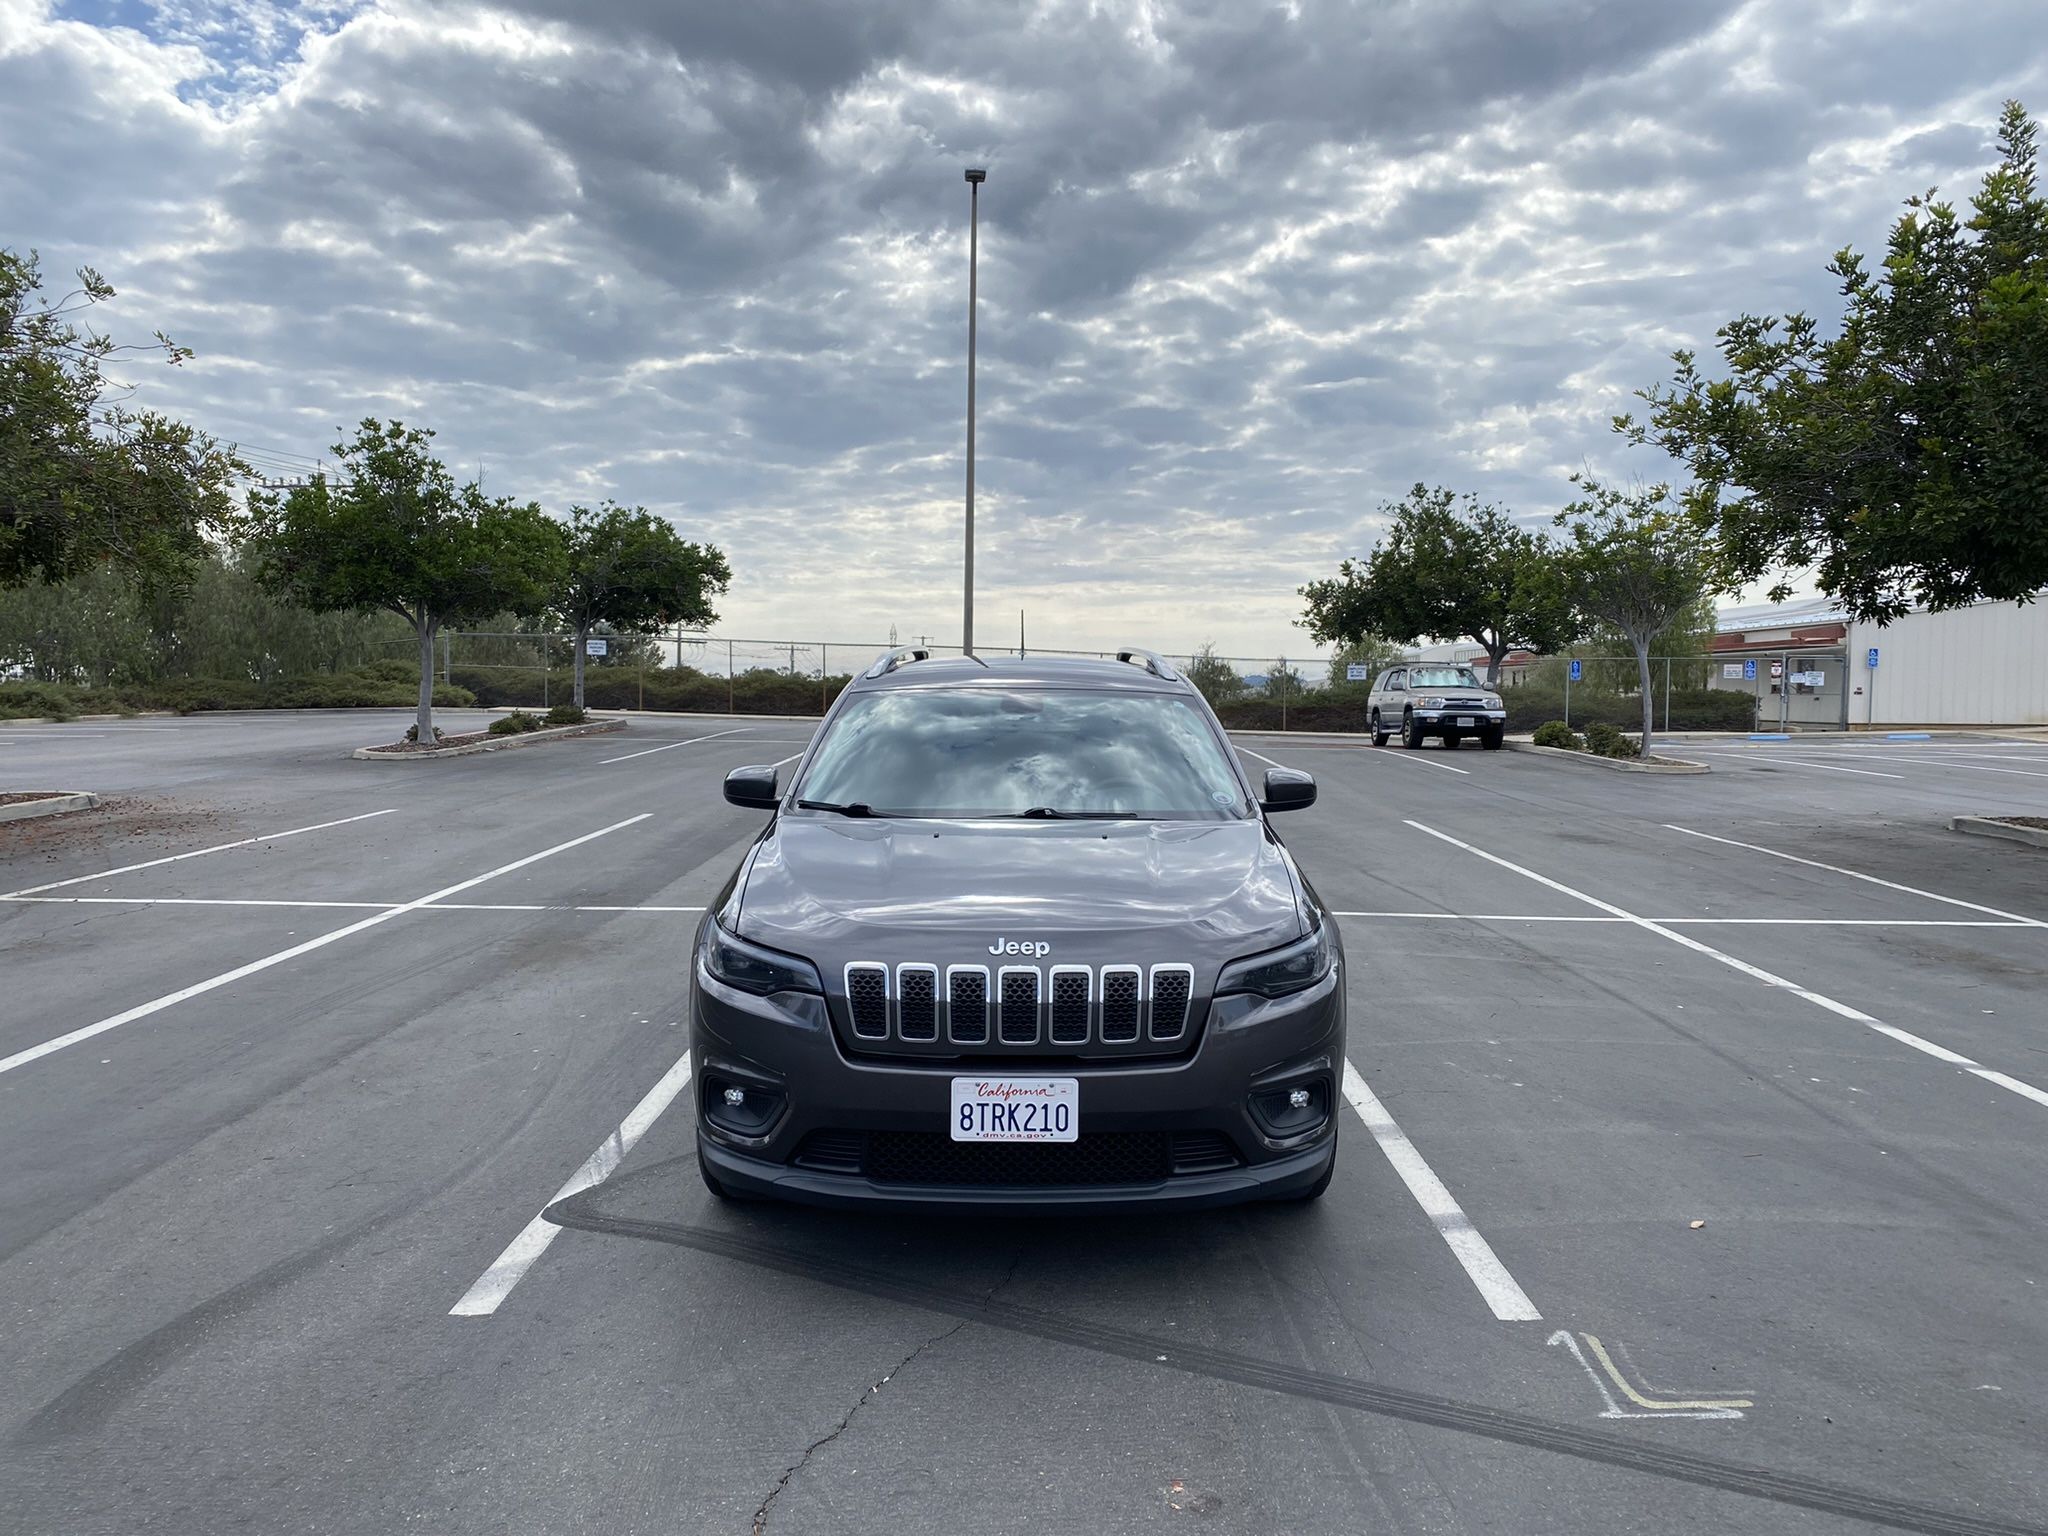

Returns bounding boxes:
[0,790,103,823]
[1502,740,1709,774]
[352,717,624,762]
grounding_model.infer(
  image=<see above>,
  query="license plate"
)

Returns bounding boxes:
[1456,716,1476,727]
[951,1077,1078,1142]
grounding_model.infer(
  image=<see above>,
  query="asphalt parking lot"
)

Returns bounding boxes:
[4,711,2047,1536]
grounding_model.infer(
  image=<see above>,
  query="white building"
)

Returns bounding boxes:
[1714,594,2048,728]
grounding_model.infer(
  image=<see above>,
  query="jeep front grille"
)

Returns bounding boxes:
[839,961,1203,1056]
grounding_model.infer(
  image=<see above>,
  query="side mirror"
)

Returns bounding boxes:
[1259,767,1316,813]
[723,765,780,809]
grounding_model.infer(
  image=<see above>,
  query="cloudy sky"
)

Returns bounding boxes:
[4,0,2043,662]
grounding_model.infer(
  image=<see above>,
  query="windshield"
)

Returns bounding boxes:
[794,689,1249,819]
[1409,667,1485,689]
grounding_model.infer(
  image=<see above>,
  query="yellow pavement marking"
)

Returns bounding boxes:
[1583,1334,1753,1411]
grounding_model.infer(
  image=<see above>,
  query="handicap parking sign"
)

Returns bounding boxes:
[1743,659,1756,681]
[1867,647,1879,669]
[1568,660,1581,682]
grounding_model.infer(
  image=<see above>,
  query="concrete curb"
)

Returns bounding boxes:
[352,718,626,761]
[0,791,103,823]
[1504,740,1709,774]
[1950,815,2048,850]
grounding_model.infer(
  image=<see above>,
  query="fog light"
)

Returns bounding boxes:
[1288,1088,1311,1109]
[1249,1078,1331,1139]
[703,1074,785,1137]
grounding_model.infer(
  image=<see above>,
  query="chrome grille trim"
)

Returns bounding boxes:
[1098,965,1143,1043]
[844,962,889,1039]
[1048,965,1092,1045]
[997,965,1042,1045]
[1148,963,1194,1041]
[896,964,939,1042]
[946,964,990,1044]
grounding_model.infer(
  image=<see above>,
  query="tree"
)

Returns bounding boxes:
[2,249,245,593]
[1263,657,1307,700]
[1325,634,1403,690]
[1300,484,1580,683]
[554,502,730,709]
[1182,642,1245,707]
[245,420,566,743]
[1619,100,2048,623]
[1553,476,1727,757]
[1579,594,1718,692]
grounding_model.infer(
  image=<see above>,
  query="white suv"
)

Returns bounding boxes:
[1367,666,1506,750]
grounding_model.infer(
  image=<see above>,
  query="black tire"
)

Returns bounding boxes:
[1441,731,1461,750]
[1481,727,1505,750]
[1370,711,1390,747]
[1402,712,1425,749]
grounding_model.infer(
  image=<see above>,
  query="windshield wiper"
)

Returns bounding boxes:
[796,799,880,817]
[1013,807,1128,819]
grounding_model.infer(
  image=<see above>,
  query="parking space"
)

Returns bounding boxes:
[3,713,2046,1534]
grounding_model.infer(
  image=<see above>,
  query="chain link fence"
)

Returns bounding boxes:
[405,632,1802,733]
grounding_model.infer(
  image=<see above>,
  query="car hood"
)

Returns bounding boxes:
[735,815,1305,966]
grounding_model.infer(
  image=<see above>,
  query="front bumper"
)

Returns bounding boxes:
[690,961,1344,1211]
[1414,709,1505,728]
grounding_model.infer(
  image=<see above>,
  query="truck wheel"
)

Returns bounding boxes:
[1441,731,1461,750]
[1481,727,1505,750]
[1370,711,1390,747]
[1403,712,1424,749]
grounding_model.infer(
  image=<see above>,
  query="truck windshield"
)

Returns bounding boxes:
[1409,667,1484,688]
[795,689,1249,819]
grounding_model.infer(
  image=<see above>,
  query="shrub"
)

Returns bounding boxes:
[405,723,446,743]
[488,710,543,736]
[1502,685,1754,735]
[1582,722,1641,758]
[0,682,82,721]
[544,703,587,726]
[1531,720,1581,750]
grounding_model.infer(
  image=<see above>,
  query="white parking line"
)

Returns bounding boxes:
[1407,819,2048,1112]
[0,807,400,899]
[1342,1061,1541,1321]
[1331,911,2030,928]
[1372,749,1471,776]
[600,729,752,764]
[0,814,651,1078]
[1663,825,2046,928]
[1843,754,2048,779]
[451,1048,694,1317]
[1748,758,1904,779]
[1235,746,1293,770]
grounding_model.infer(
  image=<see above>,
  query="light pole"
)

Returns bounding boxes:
[963,166,986,655]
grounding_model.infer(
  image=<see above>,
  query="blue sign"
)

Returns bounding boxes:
[1568,660,1582,682]
[1743,659,1757,681]
[1867,647,1879,669]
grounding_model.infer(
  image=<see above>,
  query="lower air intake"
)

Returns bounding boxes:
[865,1131,1171,1186]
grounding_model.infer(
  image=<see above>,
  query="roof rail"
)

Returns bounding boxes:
[1115,647,1181,682]
[863,645,931,680]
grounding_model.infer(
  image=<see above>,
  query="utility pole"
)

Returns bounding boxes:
[963,166,986,656]
[1019,608,1025,657]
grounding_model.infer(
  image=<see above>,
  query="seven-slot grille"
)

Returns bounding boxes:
[841,961,1202,1052]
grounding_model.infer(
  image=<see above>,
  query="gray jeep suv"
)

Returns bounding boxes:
[692,647,1343,1210]
[1367,665,1507,750]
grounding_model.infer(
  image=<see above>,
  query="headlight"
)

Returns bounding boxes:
[701,921,824,996]
[1215,922,1336,998]
[1484,695,1503,709]
[1421,695,1446,708]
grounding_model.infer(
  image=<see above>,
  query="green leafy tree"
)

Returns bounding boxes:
[1325,635,1403,690]
[2,249,245,593]
[1553,477,1728,757]
[1301,484,1580,683]
[1263,657,1307,700]
[1579,595,1718,692]
[1182,641,1245,706]
[1619,100,2048,623]
[246,420,566,743]
[554,502,730,709]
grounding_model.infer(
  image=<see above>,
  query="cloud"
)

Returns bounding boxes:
[4,0,2045,658]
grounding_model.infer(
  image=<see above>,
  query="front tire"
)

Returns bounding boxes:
[1403,712,1425,749]
[1279,1150,1336,1203]
[1481,726,1505,750]
[1370,710,1390,747]
[1441,731,1461,750]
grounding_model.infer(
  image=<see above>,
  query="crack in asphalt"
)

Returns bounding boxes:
[749,1250,1024,1535]
[549,1163,2048,1536]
